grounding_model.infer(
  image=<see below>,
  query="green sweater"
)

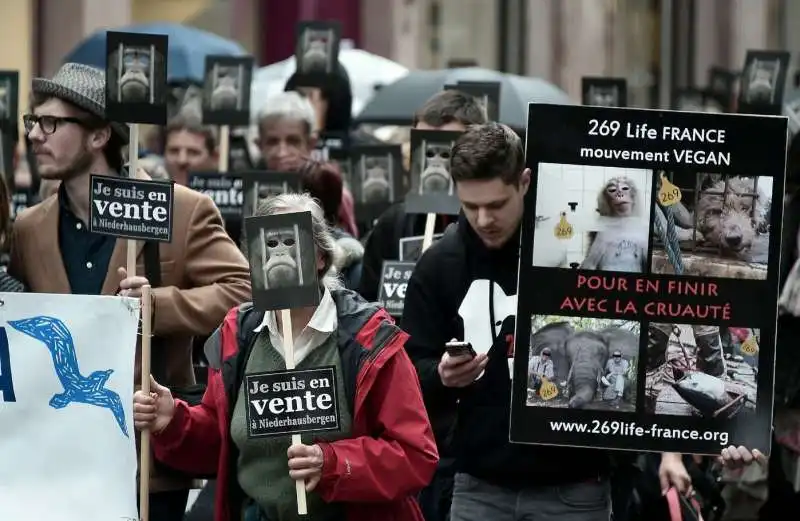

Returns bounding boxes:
[231,330,353,521]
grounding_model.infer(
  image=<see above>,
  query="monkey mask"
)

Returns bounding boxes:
[361,156,392,203]
[210,66,239,110]
[263,228,301,289]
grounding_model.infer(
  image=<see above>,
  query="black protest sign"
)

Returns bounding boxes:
[510,103,787,455]
[245,211,321,311]
[398,233,443,262]
[89,175,174,242]
[0,71,19,135]
[293,21,342,87]
[582,77,627,108]
[312,131,349,162]
[188,172,242,220]
[707,67,739,111]
[245,367,340,437]
[241,171,303,219]
[444,81,501,121]
[350,144,404,221]
[738,50,790,116]
[202,55,254,126]
[378,261,415,317]
[105,31,169,125]
[405,129,463,215]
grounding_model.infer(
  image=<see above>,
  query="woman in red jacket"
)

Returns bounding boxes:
[134,193,438,521]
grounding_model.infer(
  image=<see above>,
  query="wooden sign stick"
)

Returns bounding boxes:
[280,308,308,515]
[421,213,436,253]
[218,125,230,173]
[139,285,153,521]
[126,123,140,276]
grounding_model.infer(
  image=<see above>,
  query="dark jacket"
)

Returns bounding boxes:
[151,290,439,521]
[400,213,609,485]
[358,203,452,302]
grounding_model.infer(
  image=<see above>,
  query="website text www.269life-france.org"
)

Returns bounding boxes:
[550,419,730,446]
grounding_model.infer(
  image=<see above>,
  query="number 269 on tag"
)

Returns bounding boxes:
[588,119,621,137]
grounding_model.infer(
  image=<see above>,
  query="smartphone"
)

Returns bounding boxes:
[445,340,476,359]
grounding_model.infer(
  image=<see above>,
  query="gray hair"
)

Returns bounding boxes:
[256,91,317,135]
[254,193,344,292]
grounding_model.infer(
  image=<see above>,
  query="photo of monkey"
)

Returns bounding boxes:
[738,50,790,115]
[105,31,168,125]
[329,148,352,190]
[444,81,501,121]
[405,129,463,215]
[294,21,342,84]
[0,71,19,133]
[581,77,627,108]
[241,171,302,219]
[350,144,404,216]
[202,55,254,126]
[531,163,653,273]
[245,212,321,311]
[399,233,444,262]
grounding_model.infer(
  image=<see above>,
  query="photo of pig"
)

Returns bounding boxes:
[532,163,653,273]
[651,172,772,280]
[526,315,640,412]
[645,323,758,420]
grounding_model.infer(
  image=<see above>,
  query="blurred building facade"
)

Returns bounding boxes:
[1,0,796,113]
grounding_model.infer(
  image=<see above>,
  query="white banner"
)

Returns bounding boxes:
[0,293,140,521]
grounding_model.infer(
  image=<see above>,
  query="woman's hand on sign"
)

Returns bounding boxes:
[438,341,489,388]
[287,443,324,491]
[719,445,766,470]
[133,374,175,433]
[117,267,151,299]
[659,452,693,497]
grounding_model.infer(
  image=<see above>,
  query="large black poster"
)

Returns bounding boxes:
[509,104,787,454]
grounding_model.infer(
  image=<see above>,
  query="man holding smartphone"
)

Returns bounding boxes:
[401,123,691,521]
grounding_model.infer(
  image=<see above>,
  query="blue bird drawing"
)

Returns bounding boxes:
[8,316,129,438]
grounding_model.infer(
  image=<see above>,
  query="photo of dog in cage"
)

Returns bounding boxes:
[645,322,759,419]
[531,164,653,272]
[105,31,168,124]
[526,315,640,412]
[202,56,253,126]
[650,172,772,280]
[245,212,321,311]
[404,129,463,215]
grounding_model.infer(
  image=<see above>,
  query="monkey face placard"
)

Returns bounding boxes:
[202,55,254,126]
[105,31,168,125]
[294,21,342,85]
[245,212,321,311]
[0,70,19,135]
[241,171,302,219]
[405,129,463,215]
[581,77,627,108]
[738,50,790,115]
[444,81,501,121]
[350,144,403,208]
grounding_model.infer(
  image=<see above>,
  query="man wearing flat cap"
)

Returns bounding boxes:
[8,63,252,520]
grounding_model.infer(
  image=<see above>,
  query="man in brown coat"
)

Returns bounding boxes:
[9,63,251,520]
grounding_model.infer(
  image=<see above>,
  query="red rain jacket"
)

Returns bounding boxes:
[151,290,438,521]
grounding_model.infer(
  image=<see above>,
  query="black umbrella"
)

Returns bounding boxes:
[354,67,573,129]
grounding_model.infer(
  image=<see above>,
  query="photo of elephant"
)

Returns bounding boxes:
[645,323,758,420]
[526,315,640,412]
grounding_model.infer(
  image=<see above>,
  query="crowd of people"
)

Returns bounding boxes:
[3,52,797,521]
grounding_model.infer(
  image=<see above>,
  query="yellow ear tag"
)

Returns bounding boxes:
[658,172,682,207]
[741,335,759,356]
[554,212,574,240]
[539,378,559,400]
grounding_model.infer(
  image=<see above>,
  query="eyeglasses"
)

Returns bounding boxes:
[23,114,87,135]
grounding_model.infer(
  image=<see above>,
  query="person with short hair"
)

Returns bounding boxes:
[10,62,252,521]
[357,90,489,303]
[254,91,358,238]
[134,192,438,521]
[163,113,219,186]
[401,122,691,521]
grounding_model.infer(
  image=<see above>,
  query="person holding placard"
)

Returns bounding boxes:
[9,62,252,520]
[400,123,691,521]
[134,192,438,521]
[253,91,359,238]
[358,89,488,303]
